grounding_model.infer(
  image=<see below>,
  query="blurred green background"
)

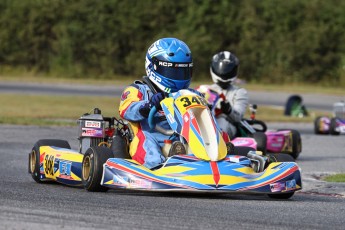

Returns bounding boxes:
[1,0,345,87]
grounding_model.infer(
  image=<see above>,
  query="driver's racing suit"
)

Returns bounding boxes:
[208,83,249,138]
[119,80,172,169]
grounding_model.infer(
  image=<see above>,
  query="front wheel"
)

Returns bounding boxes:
[267,192,295,199]
[314,116,326,134]
[82,146,114,192]
[252,132,267,154]
[330,118,340,135]
[29,139,71,183]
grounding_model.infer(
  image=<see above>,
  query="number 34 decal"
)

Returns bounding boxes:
[180,96,207,108]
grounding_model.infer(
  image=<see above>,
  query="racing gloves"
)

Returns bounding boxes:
[220,100,232,115]
[150,92,164,110]
[139,92,165,118]
[139,102,151,118]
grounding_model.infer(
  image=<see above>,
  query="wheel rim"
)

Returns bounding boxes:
[82,156,91,181]
[30,150,36,173]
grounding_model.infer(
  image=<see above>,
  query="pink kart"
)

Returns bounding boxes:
[196,85,302,159]
[314,101,345,135]
[230,105,302,159]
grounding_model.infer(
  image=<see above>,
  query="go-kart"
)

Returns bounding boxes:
[196,85,302,159]
[314,101,345,135]
[28,88,302,199]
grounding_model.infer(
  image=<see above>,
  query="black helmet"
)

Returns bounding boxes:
[210,51,239,89]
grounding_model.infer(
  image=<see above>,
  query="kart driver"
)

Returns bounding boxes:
[119,37,200,169]
[199,51,249,139]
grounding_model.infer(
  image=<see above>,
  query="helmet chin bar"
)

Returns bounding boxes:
[211,69,235,89]
[217,81,231,89]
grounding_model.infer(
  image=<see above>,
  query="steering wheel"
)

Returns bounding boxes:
[148,106,175,136]
[246,119,268,132]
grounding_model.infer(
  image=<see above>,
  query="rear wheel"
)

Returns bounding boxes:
[269,153,295,162]
[82,146,114,192]
[110,130,131,159]
[314,116,323,134]
[267,153,295,199]
[252,132,267,154]
[277,129,302,159]
[290,129,302,159]
[330,118,340,135]
[29,139,71,183]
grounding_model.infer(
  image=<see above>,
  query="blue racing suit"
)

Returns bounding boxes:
[119,80,174,169]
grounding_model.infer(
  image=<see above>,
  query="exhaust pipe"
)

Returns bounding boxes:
[247,151,266,172]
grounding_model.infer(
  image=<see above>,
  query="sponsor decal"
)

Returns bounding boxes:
[174,63,193,68]
[228,156,241,163]
[59,160,73,179]
[270,182,286,192]
[183,114,189,123]
[159,61,173,67]
[232,139,250,145]
[44,154,55,176]
[121,91,130,101]
[188,110,195,119]
[167,114,175,124]
[113,175,152,189]
[85,120,101,128]
[82,128,103,137]
[147,70,162,82]
[112,175,128,187]
[276,137,284,142]
[285,179,296,191]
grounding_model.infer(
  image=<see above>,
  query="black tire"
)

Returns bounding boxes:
[233,146,256,156]
[82,146,114,192]
[314,116,322,134]
[269,153,295,162]
[330,117,340,135]
[267,153,295,199]
[226,142,235,155]
[110,131,131,159]
[277,129,302,159]
[290,129,302,159]
[29,139,71,183]
[252,132,267,154]
[268,192,295,199]
[314,116,329,135]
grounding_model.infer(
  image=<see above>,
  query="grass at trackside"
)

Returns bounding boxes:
[0,93,331,126]
[0,93,120,126]
[0,75,134,86]
[323,174,345,183]
[0,75,335,126]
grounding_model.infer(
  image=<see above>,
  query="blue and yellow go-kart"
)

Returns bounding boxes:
[28,89,302,199]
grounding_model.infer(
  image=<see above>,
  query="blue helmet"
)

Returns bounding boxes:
[145,38,193,93]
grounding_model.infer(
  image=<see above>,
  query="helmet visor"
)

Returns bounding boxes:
[153,58,193,80]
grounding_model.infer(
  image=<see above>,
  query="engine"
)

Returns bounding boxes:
[77,108,106,154]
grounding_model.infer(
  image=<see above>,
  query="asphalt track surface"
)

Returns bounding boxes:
[1,82,345,229]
